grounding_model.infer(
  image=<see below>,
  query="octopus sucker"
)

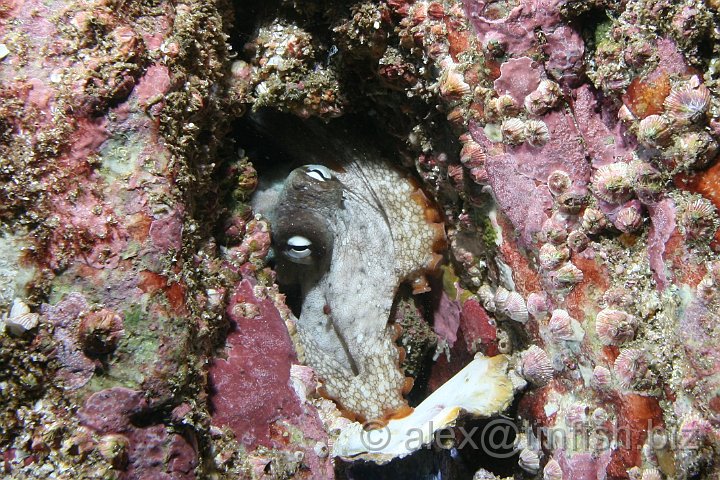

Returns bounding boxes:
[250,111,447,422]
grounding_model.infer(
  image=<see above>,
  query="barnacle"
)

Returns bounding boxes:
[637,114,672,147]
[613,348,647,389]
[595,308,637,345]
[524,119,550,147]
[518,447,540,473]
[547,170,571,196]
[543,458,563,480]
[641,468,661,480]
[678,197,718,242]
[592,366,612,390]
[539,243,569,270]
[494,94,519,117]
[582,207,610,234]
[501,118,526,145]
[566,230,589,252]
[519,345,553,387]
[548,309,575,342]
[438,65,471,100]
[459,138,486,168]
[614,204,644,233]
[591,162,634,204]
[664,82,710,124]
[2,298,39,337]
[524,79,561,115]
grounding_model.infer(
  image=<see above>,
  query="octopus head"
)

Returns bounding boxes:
[268,156,444,423]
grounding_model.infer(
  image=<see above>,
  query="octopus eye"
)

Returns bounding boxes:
[305,164,333,181]
[285,235,312,261]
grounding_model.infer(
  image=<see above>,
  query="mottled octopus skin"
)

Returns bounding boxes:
[258,118,445,422]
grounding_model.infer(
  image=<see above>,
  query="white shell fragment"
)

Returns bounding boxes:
[332,354,515,463]
[3,298,40,336]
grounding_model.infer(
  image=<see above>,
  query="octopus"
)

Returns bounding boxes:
[251,113,446,423]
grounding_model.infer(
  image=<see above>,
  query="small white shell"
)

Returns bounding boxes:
[640,468,662,480]
[503,291,528,323]
[548,309,575,341]
[493,286,511,311]
[501,118,526,145]
[520,345,554,387]
[478,285,496,312]
[473,469,499,480]
[3,298,40,336]
[617,104,636,123]
[543,458,563,480]
[591,408,609,427]
[314,441,329,458]
[518,447,540,473]
[290,364,317,402]
[524,119,550,147]
[591,365,613,390]
[328,415,354,436]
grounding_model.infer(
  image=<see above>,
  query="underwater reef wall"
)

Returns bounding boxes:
[1,0,720,478]
[0,0,237,477]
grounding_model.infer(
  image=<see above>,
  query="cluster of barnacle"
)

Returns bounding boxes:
[622,76,718,172]
[50,3,145,111]
[332,1,390,61]
[457,133,487,186]
[485,79,560,148]
[589,161,652,233]
[389,3,484,135]
[583,0,713,93]
[479,284,529,324]
[391,1,471,65]
[535,211,586,293]
[529,172,666,400]
[236,23,345,119]
[534,126,712,294]
[0,306,62,463]
[676,194,719,244]
[6,397,129,479]
[580,0,707,93]
[585,15,659,93]
[586,152,717,249]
